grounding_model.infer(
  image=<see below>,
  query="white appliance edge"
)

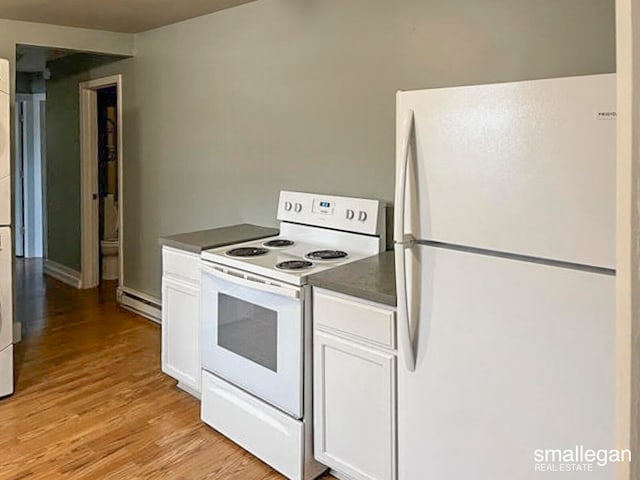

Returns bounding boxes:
[0,57,13,397]
[0,59,9,226]
[395,74,616,479]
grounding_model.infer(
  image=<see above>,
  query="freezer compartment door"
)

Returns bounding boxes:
[0,90,9,226]
[396,244,615,479]
[396,74,615,268]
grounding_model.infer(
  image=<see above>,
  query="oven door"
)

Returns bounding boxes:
[201,263,303,418]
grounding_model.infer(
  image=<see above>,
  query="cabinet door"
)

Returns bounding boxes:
[314,331,396,480]
[162,276,201,395]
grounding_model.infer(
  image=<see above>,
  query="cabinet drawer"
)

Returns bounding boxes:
[162,247,201,284]
[201,371,304,480]
[313,289,395,349]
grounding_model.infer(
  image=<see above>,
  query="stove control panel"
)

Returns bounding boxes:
[277,191,386,237]
[312,199,335,216]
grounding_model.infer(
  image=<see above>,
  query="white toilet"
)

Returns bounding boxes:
[100,239,119,280]
[101,194,119,281]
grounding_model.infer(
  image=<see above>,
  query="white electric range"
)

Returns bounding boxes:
[199,190,386,480]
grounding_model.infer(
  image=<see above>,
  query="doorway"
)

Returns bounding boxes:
[13,94,45,259]
[15,45,127,293]
[79,75,123,290]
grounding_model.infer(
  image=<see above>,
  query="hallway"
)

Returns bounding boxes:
[0,259,295,479]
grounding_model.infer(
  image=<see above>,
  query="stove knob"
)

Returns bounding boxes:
[346,209,355,220]
[358,211,368,222]
[294,203,303,213]
[284,201,293,211]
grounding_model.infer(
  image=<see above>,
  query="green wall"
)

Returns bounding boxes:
[90,0,616,299]
[44,71,85,270]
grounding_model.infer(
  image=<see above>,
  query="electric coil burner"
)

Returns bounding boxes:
[275,260,314,271]
[264,239,295,248]
[225,247,269,257]
[305,250,349,261]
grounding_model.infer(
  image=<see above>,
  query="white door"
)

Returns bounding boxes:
[0,227,13,397]
[396,244,615,480]
[13,101,25,256]
[396,74,616,268]
[314,331,395,480]
[162,276,201,394]
[200,264,303,417]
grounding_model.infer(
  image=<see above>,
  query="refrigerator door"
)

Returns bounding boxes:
[0,227,13,397]
[0,87,9,226]
[396,243,615,479]
[395,74,616,269]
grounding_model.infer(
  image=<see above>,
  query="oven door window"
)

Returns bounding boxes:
[201,267,303,418]
[218,293,278,372]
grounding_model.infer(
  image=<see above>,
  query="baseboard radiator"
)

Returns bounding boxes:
[118,287,162,324]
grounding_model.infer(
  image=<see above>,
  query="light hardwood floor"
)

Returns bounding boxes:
[1,259,332,479]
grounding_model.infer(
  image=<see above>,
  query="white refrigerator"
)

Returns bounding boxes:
[0,58,13,397]
[394,74,616,479]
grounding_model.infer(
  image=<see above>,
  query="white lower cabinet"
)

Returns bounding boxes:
[313,289,396,480]
[161,247,201,396]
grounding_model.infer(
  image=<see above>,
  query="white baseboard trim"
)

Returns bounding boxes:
[118,286,161,324]
[44,259,82,289]
[328,470,351,480]
[177,381,201,400]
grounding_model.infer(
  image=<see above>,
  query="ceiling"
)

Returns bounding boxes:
[0,0,256,33]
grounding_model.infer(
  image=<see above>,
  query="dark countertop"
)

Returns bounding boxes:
[309,250,397,307]
[159,224,279,254]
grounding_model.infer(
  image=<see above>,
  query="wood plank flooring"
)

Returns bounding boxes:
[1,259,332,479]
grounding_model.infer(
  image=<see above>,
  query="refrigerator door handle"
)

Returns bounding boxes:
[394,108,415,245]
[395,243,416,372]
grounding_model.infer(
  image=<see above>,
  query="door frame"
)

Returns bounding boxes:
[79,74,123,289]
[39,98,47,260]
[616,1,639,478]
[15,93,46,259]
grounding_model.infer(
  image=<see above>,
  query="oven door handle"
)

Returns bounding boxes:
[201,263,301,299]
